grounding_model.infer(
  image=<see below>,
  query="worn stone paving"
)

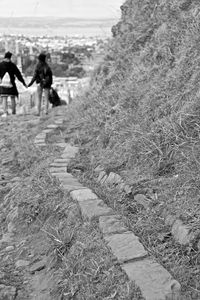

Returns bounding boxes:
[34,111,182,300]
[95,166,198,249]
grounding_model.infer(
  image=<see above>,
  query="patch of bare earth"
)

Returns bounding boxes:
[0,112,143,300]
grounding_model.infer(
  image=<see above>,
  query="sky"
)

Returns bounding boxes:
[0,0,124,18]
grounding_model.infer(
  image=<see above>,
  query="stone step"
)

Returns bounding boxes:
[122,259,180,300]
[49,167,67,173]
[104,232,148,263]
[46,124,59,129]
[47,139,181,300]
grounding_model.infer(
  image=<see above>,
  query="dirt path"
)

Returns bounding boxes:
[0,109,143,300]
[0,112,64,299]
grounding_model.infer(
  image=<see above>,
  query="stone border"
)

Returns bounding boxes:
[34,118,64,147]
[35,113,181,300]
[94,166,199,249]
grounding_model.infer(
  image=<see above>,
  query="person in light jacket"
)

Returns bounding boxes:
[0,51,27,115]
[28,53,53,116]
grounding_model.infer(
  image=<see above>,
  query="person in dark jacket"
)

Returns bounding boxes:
[28,53,52,116]
[0,51,27,115]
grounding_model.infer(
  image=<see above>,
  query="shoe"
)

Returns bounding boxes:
[2,112,8,118]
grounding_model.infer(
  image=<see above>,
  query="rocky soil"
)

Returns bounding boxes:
[0,110,142,300]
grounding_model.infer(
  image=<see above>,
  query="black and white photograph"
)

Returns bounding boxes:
[0,0,199,299]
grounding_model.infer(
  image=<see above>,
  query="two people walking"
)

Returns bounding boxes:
[0,51,53,116]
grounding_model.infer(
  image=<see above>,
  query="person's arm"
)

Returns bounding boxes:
[28,67,38,87]
[14,65,27,87]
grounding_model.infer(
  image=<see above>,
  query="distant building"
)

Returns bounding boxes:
[50,52,62,64]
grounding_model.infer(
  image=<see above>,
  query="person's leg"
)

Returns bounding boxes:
[37,85,43,115]
[44,88,50,114]
[10,96,16,114]
[2,96,8,114]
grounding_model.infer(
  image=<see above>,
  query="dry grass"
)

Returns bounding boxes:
[59,2,200,288]
[67,154,200,300]
[49,216,144,300]
[0,112,143,299]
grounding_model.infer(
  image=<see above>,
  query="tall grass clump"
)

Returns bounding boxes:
[66,0,200,206]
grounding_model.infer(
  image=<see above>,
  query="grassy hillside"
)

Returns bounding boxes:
[68,0,200,240]
[57,1,200,297]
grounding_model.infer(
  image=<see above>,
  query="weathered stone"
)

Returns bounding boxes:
[113,173,123,184]
[54,120,64,125]
[104,232,147,263]
[99,215,128,235]
[49,167,67,173]
[10,177,20,183]
[47,124,59,129]
[105,172,117,185]
[78,198,114,219]
[198,240,200,250]
[36,133,46,139]
[63,145,79,152]
[34,141,43,145]
[59,177,84,187]
[54,143,67,148]
[118,182,126,190]
[4,246,15,252]
[16,260,30,268]
[100,174,108,184]
[61,179,82,188]
[0,179,9,186]
[62,183,86,192]
[0,173,13,180]
[51,172,73,179]
[53,159,70,164]
[36,143,46,147]
[122,258,181,300]
[29,259,46,274]
[34,137,44,140]
[50,162,69,168]
[7,222,16,233]
[123,185,132,194]
[134,194,152,209]
[42,129,53,133]
[2,158,13,165]
[1,233,14,244]
[0,284,16,300]
[171,220,194,245]
[165,214,177,227]
[61,153,73,159]
[59,178,79,187]
[62,145,79,159]
[94,165,104,173]
[70,188,98,202]
[97,171,106,182]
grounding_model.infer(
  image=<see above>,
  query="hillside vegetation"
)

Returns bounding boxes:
[68,0,200,216]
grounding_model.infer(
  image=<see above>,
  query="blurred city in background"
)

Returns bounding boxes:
[0,15,117,115]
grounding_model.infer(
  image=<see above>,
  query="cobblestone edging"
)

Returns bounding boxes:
[94,167,198,249]
[33,113,181,300]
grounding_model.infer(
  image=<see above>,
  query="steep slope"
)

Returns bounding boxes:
[70,0,200,211]
[64,0,200,298]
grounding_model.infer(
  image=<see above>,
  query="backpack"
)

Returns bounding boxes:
[0,72,13,88]
[49,88,61,106]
